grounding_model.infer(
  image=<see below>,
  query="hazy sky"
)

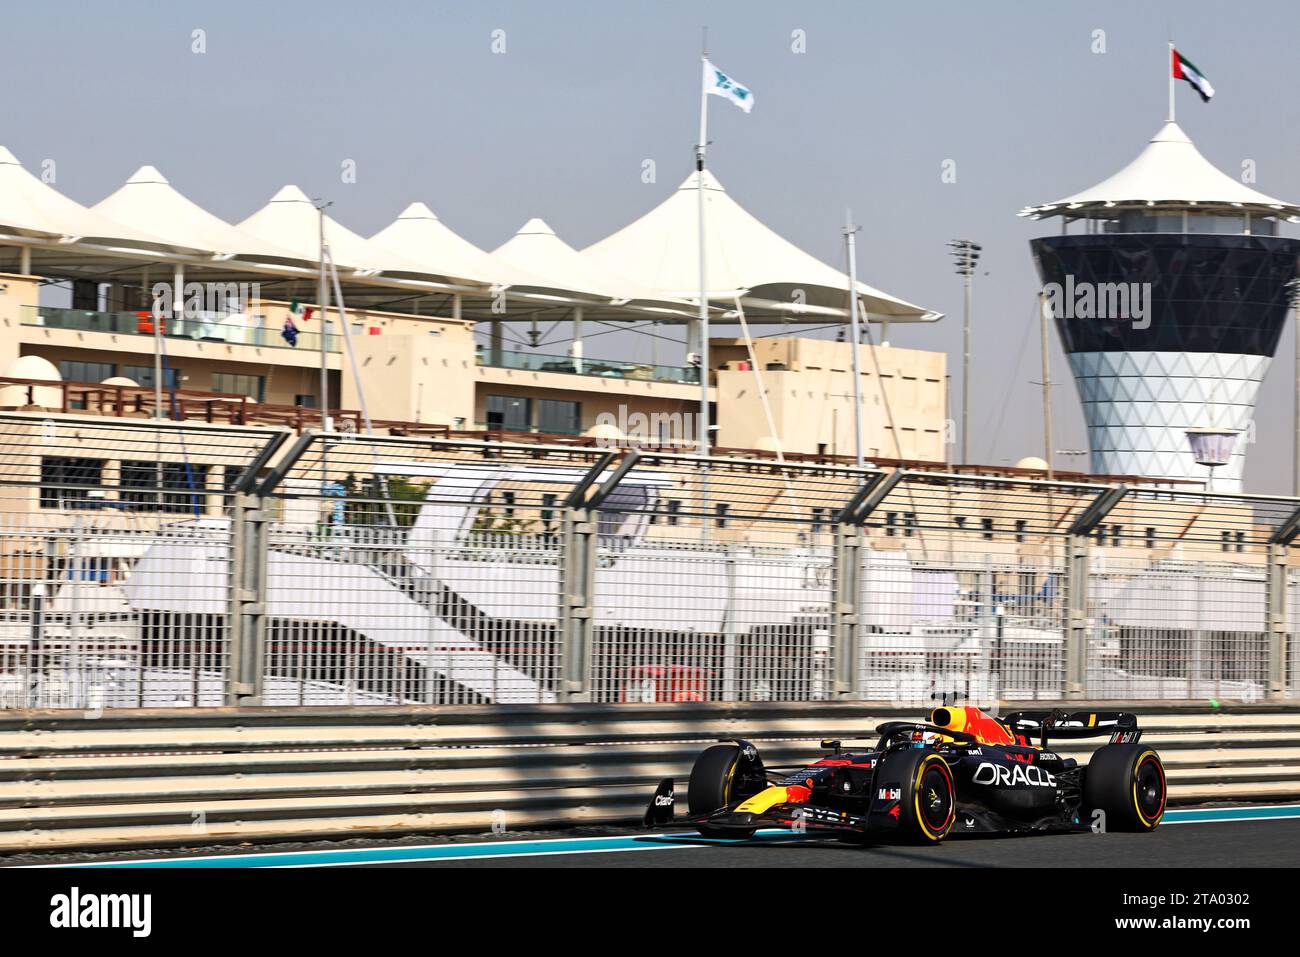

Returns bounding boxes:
[5,1,1300,491]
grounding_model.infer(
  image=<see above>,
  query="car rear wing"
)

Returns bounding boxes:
[1003,710,1141,748]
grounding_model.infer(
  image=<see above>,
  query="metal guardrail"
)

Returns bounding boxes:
[0,702,1298,853]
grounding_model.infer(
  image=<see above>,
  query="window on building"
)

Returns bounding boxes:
[486,394,531,431]
[885,511,898,537]
[902,512,917,537]
[953,516,967,530]
[714,502,729,528]
[1235,530,1246,553]
[1110,525,1123,547]
[1145,527,1157,549]
[1220,530,1232,552]
[295,394,317,408]
[212,373,265,402]
[120,461,210,513]
[666,499,681,526]
[1015,519,1027,543]
[536,399,581,436]
[58,360,116,383]
[222,464,250,495]
[123,365,179,390]
[981,517,994,540]
[811,507,826,534]
[39,457,104,509]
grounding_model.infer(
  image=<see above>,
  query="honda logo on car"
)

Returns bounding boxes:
[973,761,1056,788]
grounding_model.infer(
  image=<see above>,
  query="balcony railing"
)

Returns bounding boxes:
[21,306,341,353]
[477,348,699,385]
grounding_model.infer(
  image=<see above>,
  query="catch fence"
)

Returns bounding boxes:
[0,411,1295,711]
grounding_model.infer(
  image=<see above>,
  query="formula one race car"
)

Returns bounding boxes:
[644,706,1166,844]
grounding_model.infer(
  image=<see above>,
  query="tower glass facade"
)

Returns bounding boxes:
[1031,232,1300,488]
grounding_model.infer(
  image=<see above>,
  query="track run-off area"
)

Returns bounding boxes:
[26,804,1300,869]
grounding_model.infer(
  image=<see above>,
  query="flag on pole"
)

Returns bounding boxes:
[703,59,754,113]
[1172,48,1214,103]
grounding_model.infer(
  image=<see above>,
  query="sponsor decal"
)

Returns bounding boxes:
[877,787,901,800]
[654,791,674,807]
[972,761,1057,788]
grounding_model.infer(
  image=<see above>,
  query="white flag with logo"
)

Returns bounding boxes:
[703,59,754,113]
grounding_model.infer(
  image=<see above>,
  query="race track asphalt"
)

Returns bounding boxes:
[365,818,1300,868]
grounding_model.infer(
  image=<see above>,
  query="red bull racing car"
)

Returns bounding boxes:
[644,706,1166,844]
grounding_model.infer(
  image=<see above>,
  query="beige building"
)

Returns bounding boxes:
[0,270,948,461]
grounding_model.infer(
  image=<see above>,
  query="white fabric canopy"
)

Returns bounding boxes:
[95,166,309,265]
[0,146,180,249]
[493,217,692,310]
[1022,121,1300,218]
[581,170,936,320]
[238,185,427,273]
[370,202,542,288]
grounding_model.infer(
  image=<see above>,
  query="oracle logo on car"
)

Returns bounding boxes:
[972,761,1056,788]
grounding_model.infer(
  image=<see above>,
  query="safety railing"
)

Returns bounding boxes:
[0,411,1297,711]
[1,703,1297,852]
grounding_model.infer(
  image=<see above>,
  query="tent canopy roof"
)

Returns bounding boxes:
[0,147,184,250]
[95,166,310,266]
[581,170,938,321]
[493,217,694,311]
[369,201,546,288]
[1021,122,1300,219]
[237,185,433,274]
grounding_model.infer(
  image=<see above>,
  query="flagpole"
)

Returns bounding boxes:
[697,32,710,460]
[1168,40,1176,123]
[843,209,865,469]
[316,200,332,432]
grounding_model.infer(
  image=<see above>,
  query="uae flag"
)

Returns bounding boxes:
[1172,48,1214,103]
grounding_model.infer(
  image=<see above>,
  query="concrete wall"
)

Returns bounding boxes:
[712,337,946,461]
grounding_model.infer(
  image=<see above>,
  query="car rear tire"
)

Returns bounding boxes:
[1083,743,1166,832]
[688,744,755,838]
[876,749,956,845]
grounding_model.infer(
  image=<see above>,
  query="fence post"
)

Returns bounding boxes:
[1064,532,1090,700]
[832,520,862,698]
[1264,508,1300,702]
[1064,485,1128,701]
[833,469,901,700]
[226,491,268,706]
[558,506,597,702]
[556,450,639,702]
[1266,541,1289,702]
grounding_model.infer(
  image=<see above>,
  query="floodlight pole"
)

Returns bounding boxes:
[949,239,980,466]
[1040,291,1054,479]
[1287,278,1300,496]
[962,267,972,465]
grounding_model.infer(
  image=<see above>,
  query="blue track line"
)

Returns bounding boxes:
[40,803,1300,869]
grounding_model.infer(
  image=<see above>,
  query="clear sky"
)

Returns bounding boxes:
[4,1,1299,490]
